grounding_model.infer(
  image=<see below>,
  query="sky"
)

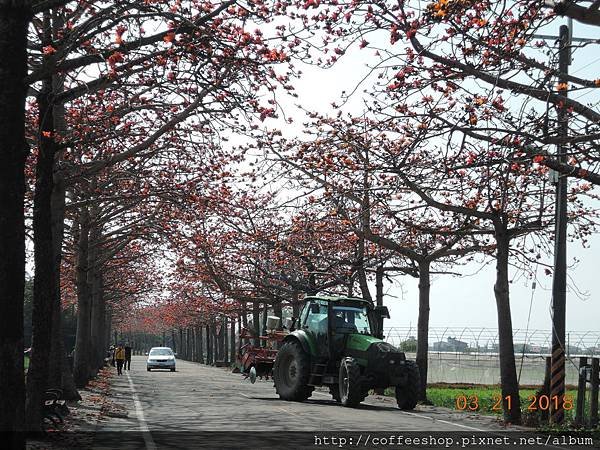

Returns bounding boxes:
[273,15,600,336]
[383,233,600,333]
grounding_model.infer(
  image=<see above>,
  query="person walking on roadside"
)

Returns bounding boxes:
[114,343,125,375]
[124,343,132,371]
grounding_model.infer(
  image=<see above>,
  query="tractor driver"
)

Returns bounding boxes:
[333,310,357,332]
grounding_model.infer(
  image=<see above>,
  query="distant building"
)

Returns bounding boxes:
[566,345,581,355]
[528,344,544,353]
[432,337,469,352]
[514,343,532,353]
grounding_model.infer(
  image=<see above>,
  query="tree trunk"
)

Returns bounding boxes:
[307,273,317,295]
[375,266,384,339]
[241,304,248,328]
[198,326,204,363]
[356,267,372,302]
[26,66,58,430]
[195,328,200,361]
[47,168,66,390]
[0,5,29,445]
[292,291,300,318]
[261,303,268,346]
[192,327,198,362]
[229,317,236,364]
[90,268,105,372]
[190,328,195,361]
[416,260,431,402]
[213,325,218,361]
[73,207,92,387]
[187,329,190,359]
[47,7,71,398]
[205,324,212,364]
[222,317,228,364]
[187,328,192,360]
[252,302,260,347]
[177,328,182,358]
[494,224,521,424]
[61,351,81,401]
[211,322,218,363]
[47,302,62,390]
[273,302,282,350]
[105,310,112,348]
[181,329,185,359]
[273,302,282,328]
[88,221,101,372]
[347,275,354,297]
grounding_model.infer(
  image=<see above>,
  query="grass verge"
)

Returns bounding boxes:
[385,384,579,424]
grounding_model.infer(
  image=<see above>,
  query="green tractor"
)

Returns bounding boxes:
[273,295,420,409]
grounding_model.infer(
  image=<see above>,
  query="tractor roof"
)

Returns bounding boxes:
[304,295,371,304]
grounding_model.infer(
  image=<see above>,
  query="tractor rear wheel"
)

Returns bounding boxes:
[395,361,420,410]
[339,357,363,407]
[273,340,313,401]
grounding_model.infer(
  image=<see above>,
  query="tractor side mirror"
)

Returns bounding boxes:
[375,305,390,319]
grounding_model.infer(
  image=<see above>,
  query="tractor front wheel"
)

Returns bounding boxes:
[339,357,363,407]
[395,361,420,410]
[273,340,313,401]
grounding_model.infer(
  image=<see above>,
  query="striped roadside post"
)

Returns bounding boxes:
[550,345,566,424]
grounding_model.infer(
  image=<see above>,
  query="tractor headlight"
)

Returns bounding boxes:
[373,342,397,353]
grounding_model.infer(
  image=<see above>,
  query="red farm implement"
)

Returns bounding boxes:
[237,327,287,382]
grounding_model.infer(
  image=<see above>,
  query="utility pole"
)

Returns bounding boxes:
[549,24,570,425]
[531,20,598,425]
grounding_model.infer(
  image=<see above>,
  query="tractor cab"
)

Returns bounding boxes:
[273,295,420,409]
[297,297,378,360]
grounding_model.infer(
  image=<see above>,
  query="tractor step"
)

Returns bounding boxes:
[322,375,337,384]
[308,363,328,385]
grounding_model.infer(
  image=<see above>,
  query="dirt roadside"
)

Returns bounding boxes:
[26,366,125,450]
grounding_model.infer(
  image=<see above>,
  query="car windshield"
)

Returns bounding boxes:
[332,305,371,334]
[149,348,173,356]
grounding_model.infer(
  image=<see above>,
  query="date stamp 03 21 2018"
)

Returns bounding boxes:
[454,394,574,413]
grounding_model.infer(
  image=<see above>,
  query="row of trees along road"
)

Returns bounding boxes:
[1,0,599,442]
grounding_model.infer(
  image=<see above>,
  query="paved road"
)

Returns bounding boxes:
[92,356,544,450]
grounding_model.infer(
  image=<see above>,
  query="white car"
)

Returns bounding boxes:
[146,347,176,372]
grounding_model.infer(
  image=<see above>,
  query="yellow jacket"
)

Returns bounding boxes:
[115,347,125,360]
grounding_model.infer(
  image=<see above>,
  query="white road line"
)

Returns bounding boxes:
[126,372,157,450]
[276,406,302,417]
[399,410,486,431]
[239,391,303,417]
[400,411,568,450]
